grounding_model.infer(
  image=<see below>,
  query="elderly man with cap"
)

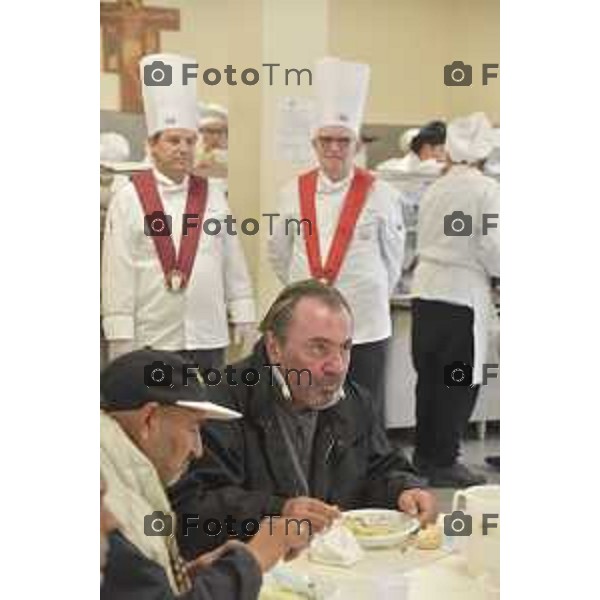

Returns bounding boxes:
[411,112,500,487]
[268,57,405,429]
[194,103,228,180]
[100,349,309,600]
[169,280,437,557]
[102,53,256,372]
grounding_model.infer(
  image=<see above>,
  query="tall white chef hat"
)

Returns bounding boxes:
[197,103,228,128]
[100,132,131,162]
[313,57,370,138]
[447,112,496,163]
[139,53,198,136]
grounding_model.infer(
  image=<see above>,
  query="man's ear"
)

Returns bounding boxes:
[264,331,282,364]
[138,402,161,441]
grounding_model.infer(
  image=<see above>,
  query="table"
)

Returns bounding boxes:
[283,520,499,600]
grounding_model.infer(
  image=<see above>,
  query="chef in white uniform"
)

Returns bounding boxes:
[194,103,228,180]
[102,53,256,371]
[100,132,133,202]
[268,57,405,429]
[377,121,447,175]
[410,112,500,487]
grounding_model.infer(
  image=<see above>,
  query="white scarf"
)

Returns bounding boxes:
[100,411,181,593]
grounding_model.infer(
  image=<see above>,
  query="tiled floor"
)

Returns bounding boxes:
[388,425,500,513]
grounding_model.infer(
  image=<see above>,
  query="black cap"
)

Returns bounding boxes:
[100,349,240,420]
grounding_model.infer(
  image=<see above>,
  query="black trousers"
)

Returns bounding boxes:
[178,348,226,374]
[348,338,390,431]
[411,300,480,467]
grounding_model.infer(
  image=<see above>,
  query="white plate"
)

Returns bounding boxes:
[260,567,338,600]
[342,508,420,549]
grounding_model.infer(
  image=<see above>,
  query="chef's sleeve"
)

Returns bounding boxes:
[267,185,296,284]
[219,191,257,324]
[477,183,500,278]
[378,188,406,296]
[102,188,136,341]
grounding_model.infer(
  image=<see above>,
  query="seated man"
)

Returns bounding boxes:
[100,350,309,600]
[170,280,437,557]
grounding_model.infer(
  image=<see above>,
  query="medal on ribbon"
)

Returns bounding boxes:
[298,168,374,285]
[132,171,209,293]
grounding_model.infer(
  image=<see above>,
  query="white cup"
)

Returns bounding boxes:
[451,484,500,580]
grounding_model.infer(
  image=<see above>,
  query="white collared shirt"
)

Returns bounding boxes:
[268,168,405,344]
[376,152,445,176]
[102,168,255,351]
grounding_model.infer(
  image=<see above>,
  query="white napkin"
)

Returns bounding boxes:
[309,523,364,567]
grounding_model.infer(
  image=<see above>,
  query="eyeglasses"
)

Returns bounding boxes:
[316,136,353,149]
[200,127,228,137]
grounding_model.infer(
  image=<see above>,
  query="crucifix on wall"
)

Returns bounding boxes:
[101,0,180,113]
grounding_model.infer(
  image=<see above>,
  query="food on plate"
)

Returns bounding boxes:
[260,567,330,600]
[260,585,314,600]
[342,509,420,549]
[343,514,399,538]
[415,524,443,550]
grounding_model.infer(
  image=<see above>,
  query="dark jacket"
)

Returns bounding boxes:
[170,342,424,558]
[101,531,262,600]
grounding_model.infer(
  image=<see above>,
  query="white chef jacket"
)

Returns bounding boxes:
[412,164,500,384]
[376,152,445,176]
[268,168,405,344]
[102,167,256,351]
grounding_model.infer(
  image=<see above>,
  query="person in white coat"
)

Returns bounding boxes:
[268,57,405,428]
[410,112,500,487]
[102,54,256,371]
[377,121,447,175]
[194,103,228,180]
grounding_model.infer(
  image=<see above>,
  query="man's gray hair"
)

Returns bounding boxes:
[259,280,352,343]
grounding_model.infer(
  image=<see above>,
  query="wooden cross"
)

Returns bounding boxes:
[101,0,180,113]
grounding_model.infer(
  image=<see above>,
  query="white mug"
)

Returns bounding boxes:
[451,484,500,579]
